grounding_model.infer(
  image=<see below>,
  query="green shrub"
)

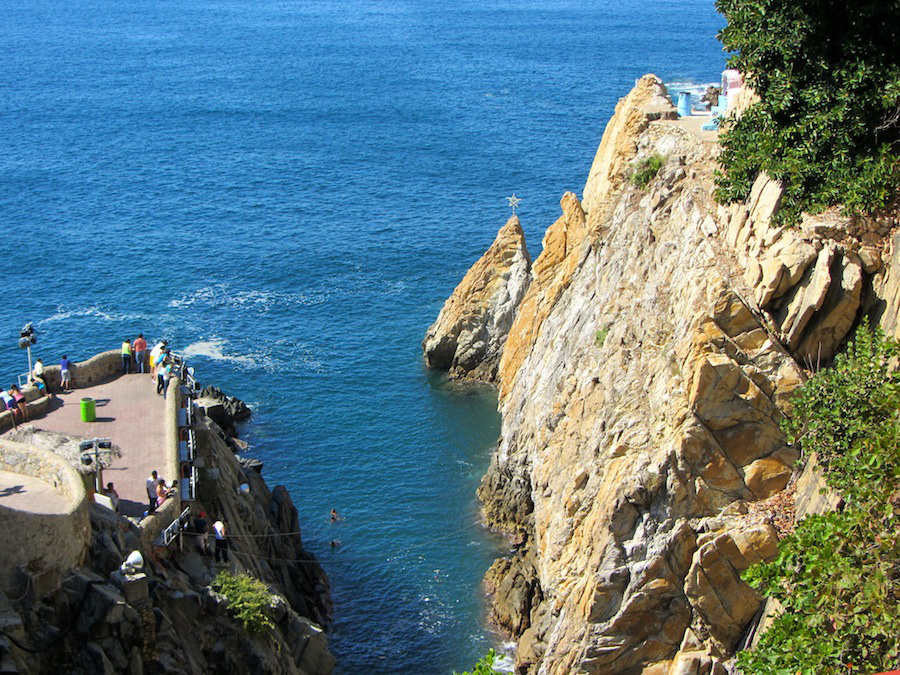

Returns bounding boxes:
[631,154,665,189]
[737,322,900,674]
[714,0,900,225]
[212,570,276,635]
[595,325,610,348]
[454,649,502,675]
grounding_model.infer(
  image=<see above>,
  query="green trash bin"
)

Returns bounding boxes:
[80,397,96,422]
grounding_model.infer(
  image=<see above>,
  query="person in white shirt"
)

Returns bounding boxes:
[146,470,159,513]
[32,359,49,395]
[213,520,229,562]
[149,340,167,372]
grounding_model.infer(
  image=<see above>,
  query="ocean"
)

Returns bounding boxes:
[0,0,725,671]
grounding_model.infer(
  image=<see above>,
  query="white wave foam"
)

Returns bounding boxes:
[180,337,325,375]
[168,284,327,311]
[39,305,150,325]
[181,339,256,367]
[493,646,516,673]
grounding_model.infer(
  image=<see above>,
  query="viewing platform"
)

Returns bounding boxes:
[23,375,168,516]
[0,350,199,592]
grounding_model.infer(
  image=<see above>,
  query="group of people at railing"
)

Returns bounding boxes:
[120,335,180,399]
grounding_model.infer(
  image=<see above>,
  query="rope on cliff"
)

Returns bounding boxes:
[201,517,492,566]
[0,579,105,654]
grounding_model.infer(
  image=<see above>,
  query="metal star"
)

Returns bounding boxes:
[506,193,522,215]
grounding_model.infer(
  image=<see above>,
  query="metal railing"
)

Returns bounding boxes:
[157,506,192,547]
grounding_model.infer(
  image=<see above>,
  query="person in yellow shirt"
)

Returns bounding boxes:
[121,338,133,374]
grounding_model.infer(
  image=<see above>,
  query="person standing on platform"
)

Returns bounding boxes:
[149,339,167,372]
[155,478,169,507]
[146,470,159,513]
[133,333,148,374]
[9,386,27,422]
[59,355,72,391]
[0,389,18,429]
[161,358,174,398]
[194,510,210,556]
[121,338,133,374]
[32,358,50,395]
[156,355,169,395]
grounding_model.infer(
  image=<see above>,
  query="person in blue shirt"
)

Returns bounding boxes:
[60,355,73,391]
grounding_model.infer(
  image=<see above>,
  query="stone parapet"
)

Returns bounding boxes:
[0,439,89,592]
[39,349,122,391]
[0,351,122,434]
[139,375,182,550]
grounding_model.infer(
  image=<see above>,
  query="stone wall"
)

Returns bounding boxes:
[138,375,182,550]
[0,390,50,434]
[0,439,90,592]
[38,349,122,392]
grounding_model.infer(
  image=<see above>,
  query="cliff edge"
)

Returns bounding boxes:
[428,74,897,674]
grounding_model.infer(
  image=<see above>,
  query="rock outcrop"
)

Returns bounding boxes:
[423,215,532,383]
[437,75,899,673]
[721,176,870,364]
[198,385,252,437]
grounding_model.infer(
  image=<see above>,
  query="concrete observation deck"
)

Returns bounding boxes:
[0,350,191,590]
[26,374,168,516]
[0,470,72,513]
[0,351,172,519]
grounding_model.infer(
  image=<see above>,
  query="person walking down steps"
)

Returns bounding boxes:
[213,519,229,563]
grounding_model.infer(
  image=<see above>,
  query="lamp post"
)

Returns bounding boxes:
[18,322,37,382]
[80,438,112,493]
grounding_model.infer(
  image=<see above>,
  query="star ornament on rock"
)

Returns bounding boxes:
[506,193,522,215]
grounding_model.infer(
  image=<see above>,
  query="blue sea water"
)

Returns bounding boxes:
[0,1,725,671]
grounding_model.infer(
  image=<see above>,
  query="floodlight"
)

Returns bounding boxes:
[120,550,144,575]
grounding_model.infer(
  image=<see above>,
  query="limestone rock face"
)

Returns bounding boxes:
[478,100,804,672]
[582,74,678,224]
[440,75,896,674]
[722,176,874,363]
[423,215,531,383]
[683,523,778,652]
[498,192,589,398]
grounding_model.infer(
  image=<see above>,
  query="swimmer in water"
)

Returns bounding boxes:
[330,508,340,522]
[330,540,341,548]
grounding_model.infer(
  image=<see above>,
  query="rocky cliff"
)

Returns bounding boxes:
[427,74,897,673]
[423,215,532,383]
[0,394,333,675]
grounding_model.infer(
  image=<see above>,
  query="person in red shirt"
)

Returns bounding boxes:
[133,333,148,373]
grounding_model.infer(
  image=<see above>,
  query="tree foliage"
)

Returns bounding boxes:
[454,649,503,675]
[714,0,900,224]
[630,154,665,189]
[212,570,276,635]
[738,322,900,674]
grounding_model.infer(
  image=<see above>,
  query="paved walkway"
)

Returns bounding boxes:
[2,372,168,517]
[0,469,72,514]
